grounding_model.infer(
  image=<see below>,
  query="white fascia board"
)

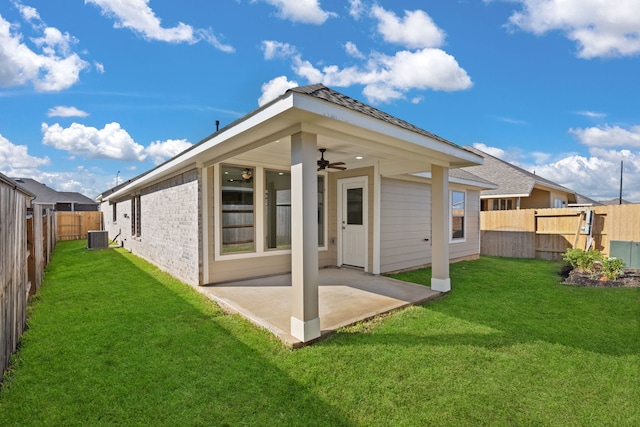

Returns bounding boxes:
[104,95,296,201]
[480,193,529,199]
[410,172,497,189]
[291,95,483,167]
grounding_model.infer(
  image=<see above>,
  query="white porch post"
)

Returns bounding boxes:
[431,164,451,292]
[290,132,321,342]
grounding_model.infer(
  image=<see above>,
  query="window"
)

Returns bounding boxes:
[131,195,141,237]
[347,188,363,225]
[221,165,255,253]
[451,190,465,240]
[218,165,326,256]
[554,198,566,208]
[492,199,513,210]
[112,203,117,222]
[264,172,325,250]
[265,170,291,250]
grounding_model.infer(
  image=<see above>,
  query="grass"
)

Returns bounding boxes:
[1,241,638,426]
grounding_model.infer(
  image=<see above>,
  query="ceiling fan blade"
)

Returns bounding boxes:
[328,164,347,171]
[329,162,346,166]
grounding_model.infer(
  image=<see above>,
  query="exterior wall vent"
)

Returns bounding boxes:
[87,230,109,249]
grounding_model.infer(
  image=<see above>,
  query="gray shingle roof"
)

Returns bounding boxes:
[288,84,460,148]
[462,146,576,198]
[448,168,496,186]
[11,178,97,205]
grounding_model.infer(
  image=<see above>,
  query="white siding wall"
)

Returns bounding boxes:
[101,169,200,286]
[380,178,482,274]
[380,178,432,273]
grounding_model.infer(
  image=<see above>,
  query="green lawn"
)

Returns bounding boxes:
[1,241,638,426]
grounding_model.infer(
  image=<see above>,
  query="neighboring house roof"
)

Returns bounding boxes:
[448,169,497,189]
[0,172,35,198]
[599,198,633,205]
[102,84,484,202]
[462,146,576,200]
[11,178,97,206]
[573,193,603,206]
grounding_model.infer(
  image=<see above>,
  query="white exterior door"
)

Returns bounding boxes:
[339,178,367,268]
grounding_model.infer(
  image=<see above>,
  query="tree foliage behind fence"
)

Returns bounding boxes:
[480,205,640,260]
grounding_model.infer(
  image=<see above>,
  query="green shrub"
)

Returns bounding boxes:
[562,248,603,272]
[601,257,625,280]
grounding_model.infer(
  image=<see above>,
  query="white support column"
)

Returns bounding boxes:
[372,160,381,275]
[290,132,321,342]
[431,164,451,292]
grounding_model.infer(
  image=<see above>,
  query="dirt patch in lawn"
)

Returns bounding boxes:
[559,265,640,288]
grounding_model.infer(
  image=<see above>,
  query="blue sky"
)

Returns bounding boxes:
[1,0,639,202]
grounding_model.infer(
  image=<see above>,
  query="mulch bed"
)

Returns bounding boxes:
[559,265,640,288]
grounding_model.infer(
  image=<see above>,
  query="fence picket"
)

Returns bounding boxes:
[481,205,640,260]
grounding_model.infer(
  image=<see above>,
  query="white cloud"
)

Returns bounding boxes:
[145,139,192,165]
[85,0,234,52]
[258,76,298,106]
[47,106,89,118]
[505,0,640,58]
[348,0,365,20]
[495,116,528,125]
[95,61,105,73]
[344,41,365,59]
[0,10,88,91]
[262,40,296,60]
[530,151,640,202]
[570,124,640,148]
[473,142,507,160]
[14,2,40,23]
[39,166,101,198]
[292,48,472,103]
[531,151,552,164]
[371,5,445,49]
[41,122,147,161]
[0,133,50,175]
[262,0,336,25]
[266,6,470,104]
[576,110,606,119]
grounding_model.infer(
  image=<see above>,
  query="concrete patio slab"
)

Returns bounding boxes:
[197,268,441,347]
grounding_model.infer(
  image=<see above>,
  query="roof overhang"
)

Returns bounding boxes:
[104,89,483,201]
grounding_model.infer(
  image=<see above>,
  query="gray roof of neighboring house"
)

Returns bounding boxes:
[11,178,97,206]
[574,193,602,206]
[448,168,496,187]
[598,197,633,205]
[462,146,577,198]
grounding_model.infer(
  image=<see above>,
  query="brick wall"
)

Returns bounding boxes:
[101,169,201,286]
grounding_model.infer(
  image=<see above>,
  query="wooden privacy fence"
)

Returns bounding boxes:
[481,205,640,260]
[57,211,102,241]
[1,180,56,381]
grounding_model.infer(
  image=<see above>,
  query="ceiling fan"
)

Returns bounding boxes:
[317,148,347,171]
[226,168,253,183]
